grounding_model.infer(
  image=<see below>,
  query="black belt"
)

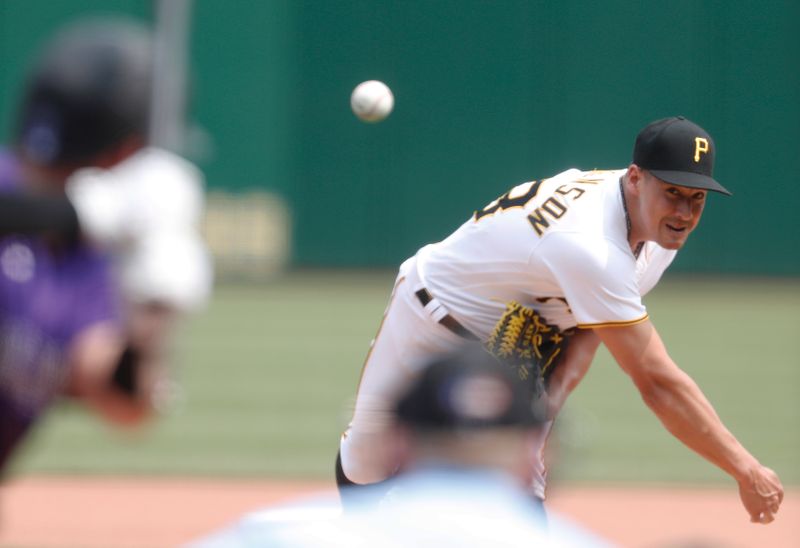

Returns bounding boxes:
[415,288,479,341]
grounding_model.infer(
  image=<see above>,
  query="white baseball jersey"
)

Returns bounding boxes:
[340,168,676,497]
[66,147,212,311]
[417,168,676,334]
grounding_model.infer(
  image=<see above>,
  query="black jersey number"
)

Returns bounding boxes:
[474,180,543,221]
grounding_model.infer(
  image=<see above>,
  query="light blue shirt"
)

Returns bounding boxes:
[189,467,615,547]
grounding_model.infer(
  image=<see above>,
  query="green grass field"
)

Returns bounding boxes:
[10,272,800,487]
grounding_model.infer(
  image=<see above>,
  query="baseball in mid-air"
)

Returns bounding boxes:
[350,80,394,123]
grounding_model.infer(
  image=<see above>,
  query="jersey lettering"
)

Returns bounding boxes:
[527,210,550,235]
[527,198,565,236]
[540,197,567,218]
[475,179,589,237]
[573,170,612,184]
[555,184,585,200]
[526,184,586,236]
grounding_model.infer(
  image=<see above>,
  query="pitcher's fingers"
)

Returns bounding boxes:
[757,511,775,524]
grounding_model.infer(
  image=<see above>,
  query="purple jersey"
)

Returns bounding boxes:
[0,151,121,470]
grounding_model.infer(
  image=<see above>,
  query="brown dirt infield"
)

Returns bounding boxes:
[0,476,796,547]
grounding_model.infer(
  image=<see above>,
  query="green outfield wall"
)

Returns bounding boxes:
[1,1,798,274]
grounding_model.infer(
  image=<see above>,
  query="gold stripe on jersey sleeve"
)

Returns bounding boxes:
[576,313,649,329]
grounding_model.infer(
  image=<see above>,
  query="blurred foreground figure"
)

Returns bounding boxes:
[0,18,211,472]
[190,347,612,547]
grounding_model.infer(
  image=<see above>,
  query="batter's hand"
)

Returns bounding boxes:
[738,465,783,524]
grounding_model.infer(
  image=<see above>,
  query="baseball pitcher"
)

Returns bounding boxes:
[337,116,784,524]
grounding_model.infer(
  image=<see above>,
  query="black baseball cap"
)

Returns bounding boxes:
[633,116,731,196]
[15,18,154,168]
[394,345,544,431]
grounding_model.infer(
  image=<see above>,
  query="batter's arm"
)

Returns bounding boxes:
[67,323,160,425]
[545,329,601,418]
[594,319,784,524]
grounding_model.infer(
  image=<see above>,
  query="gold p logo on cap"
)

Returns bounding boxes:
[694,137,709,162]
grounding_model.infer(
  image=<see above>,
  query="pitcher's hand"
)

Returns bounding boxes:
[738,465,783,524]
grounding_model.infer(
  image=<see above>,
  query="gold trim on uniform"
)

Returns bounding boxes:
[353,276,407,395]
[577,313,649,329]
